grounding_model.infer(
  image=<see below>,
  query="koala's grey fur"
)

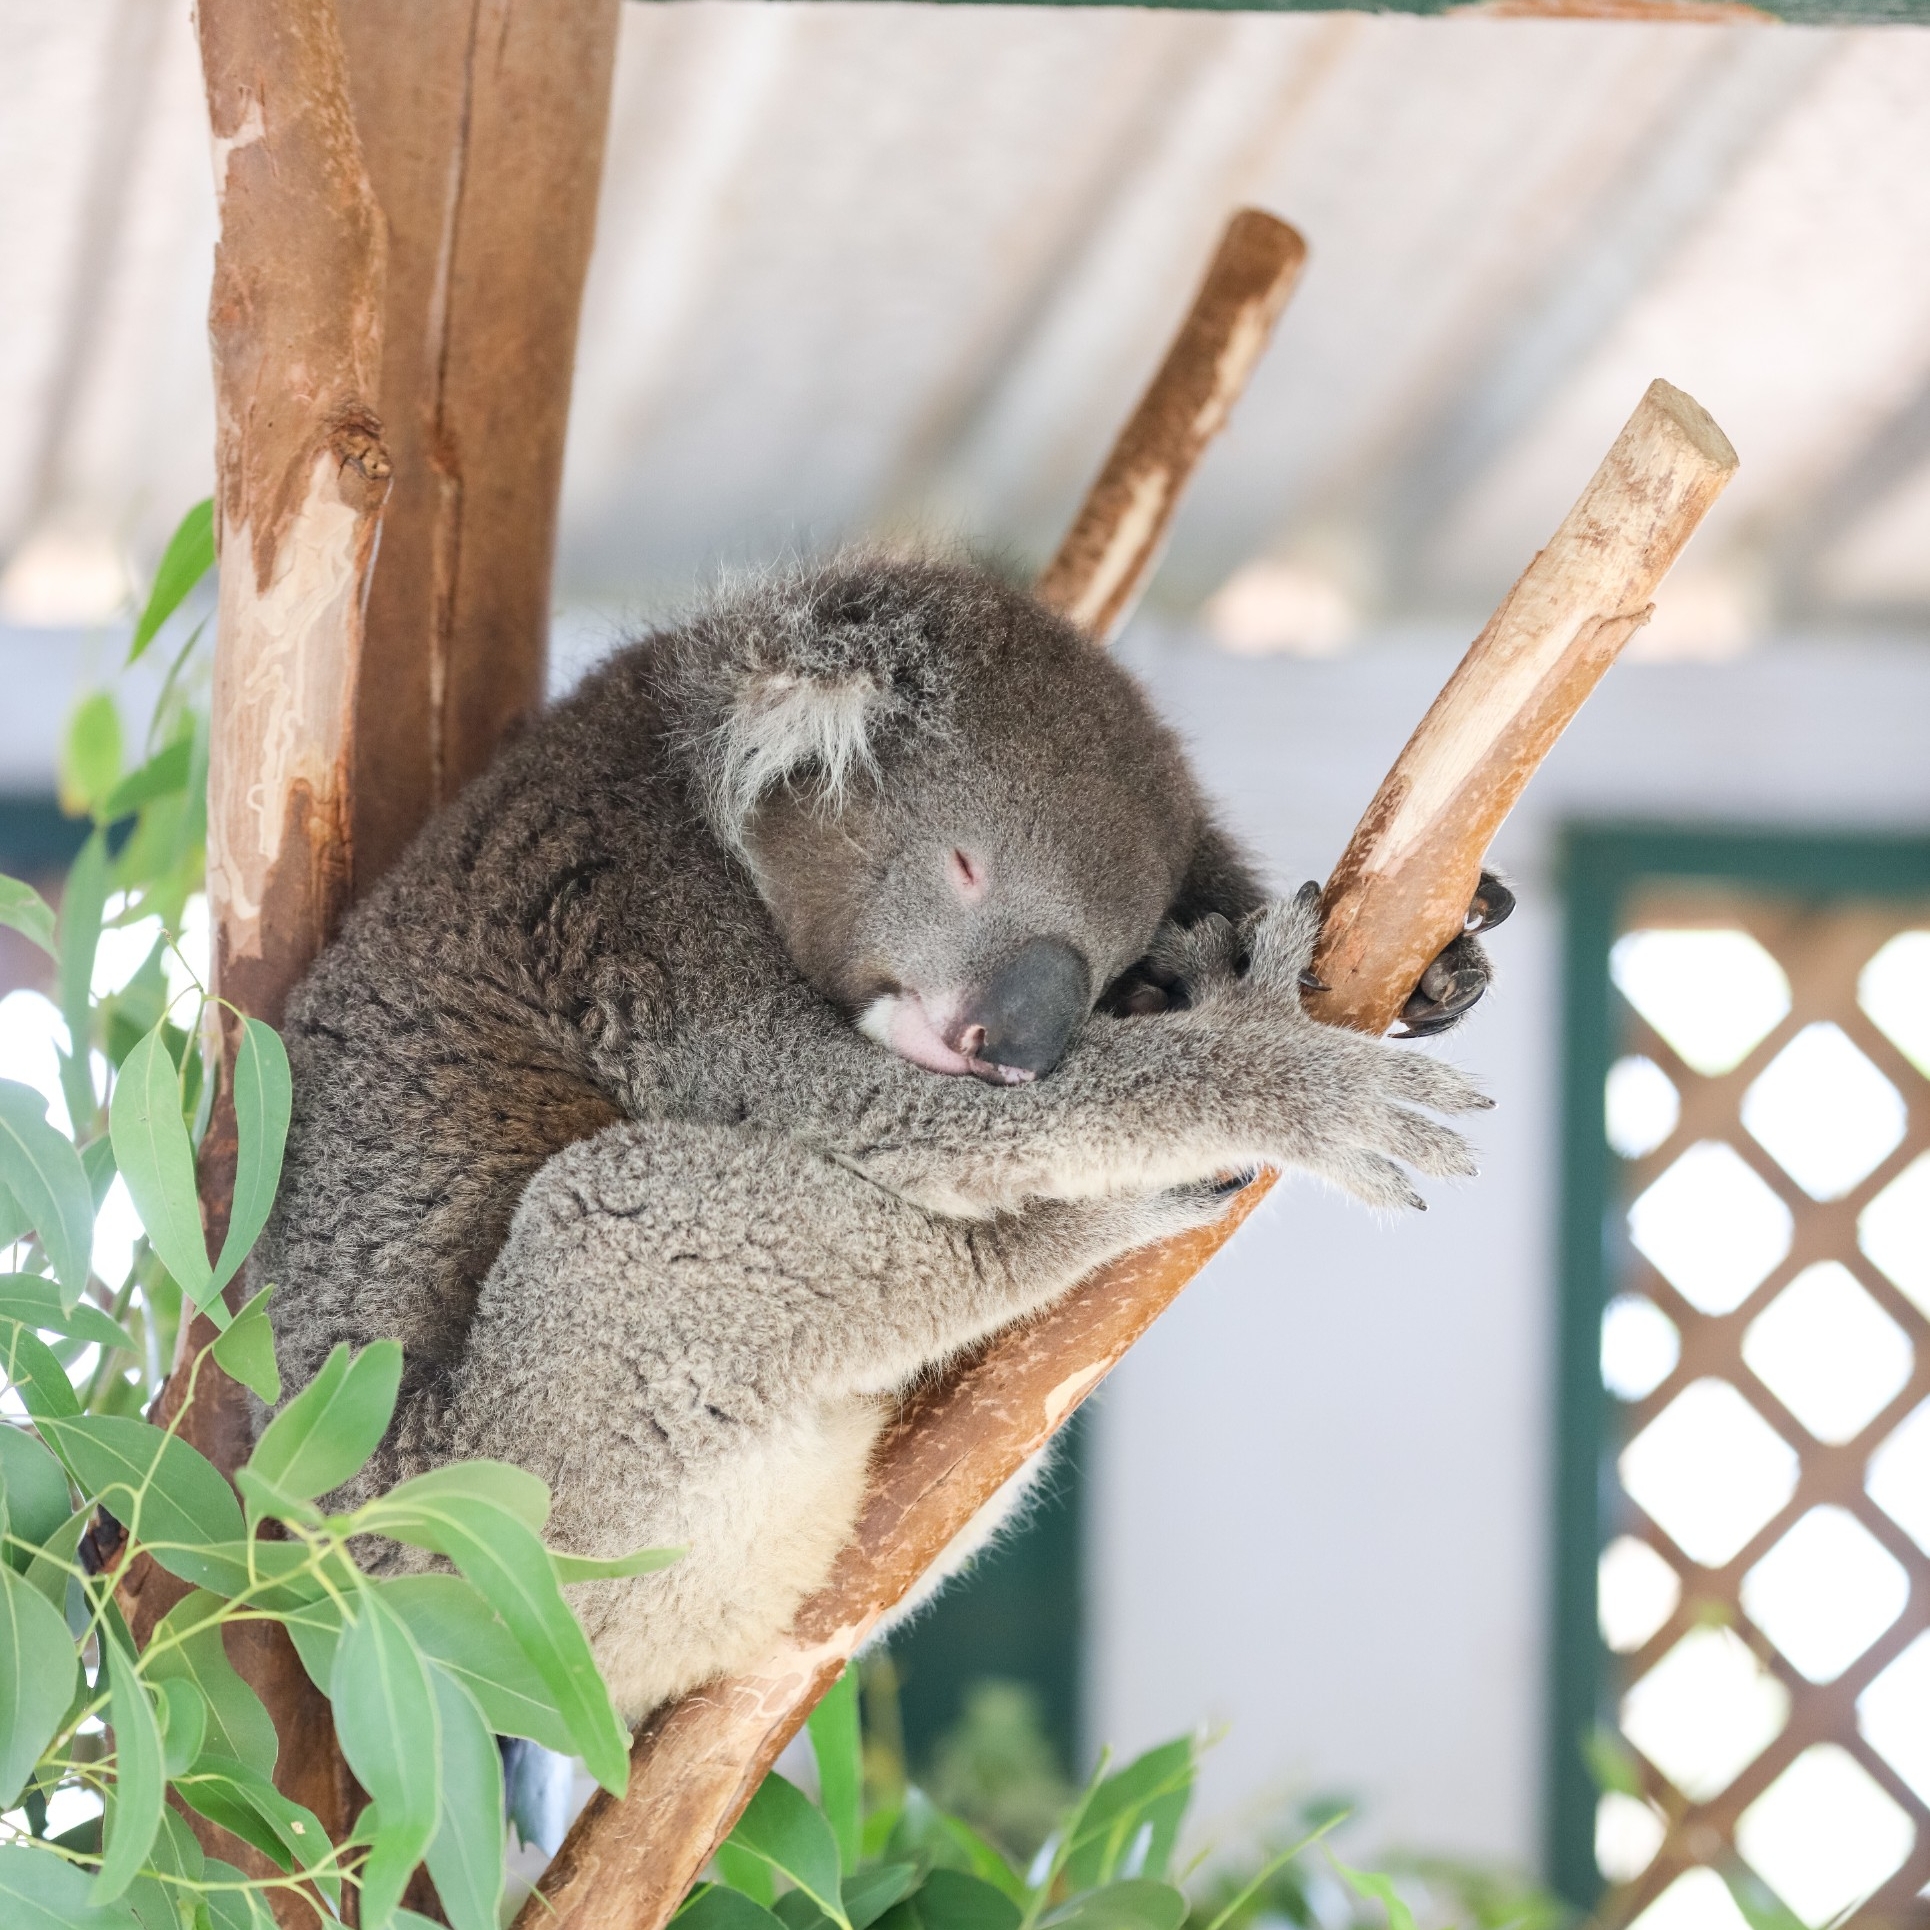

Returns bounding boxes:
[260,557,1489,1723]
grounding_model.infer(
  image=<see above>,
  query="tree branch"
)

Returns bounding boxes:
[519,353,1736,1928]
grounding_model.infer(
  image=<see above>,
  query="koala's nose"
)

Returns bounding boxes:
[960,937,1091,1077]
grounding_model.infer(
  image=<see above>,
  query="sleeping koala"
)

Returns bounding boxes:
[259,557,1504,1723]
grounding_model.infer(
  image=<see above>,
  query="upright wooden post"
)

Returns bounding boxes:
[337,0,622,891]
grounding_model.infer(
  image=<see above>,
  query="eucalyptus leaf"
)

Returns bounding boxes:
[128,499,215,665]
[245,1340,400,1505]
[56,830,108,1136]
[357,1482,629,1793]
[1062,1741,1195,1889]
[0,1842,142,1929]
[175,1755,338,1905]
[62,693,123,821]
[679,1887,792,1930]
[331,1586,441,1930]
[809,1663,864,1872]
[38,1415,243,1555]
[94,1629,166,1903]
[879,1871,1021,1930]
[211,1019,290,1294]
[1329,1861,1418,1930]
[373,1457,550,1534]
[0,1273,135,1351]
[0,1561,77,1807]
[201,1859,280,1930]
[0,1079,96,1305]
[157,1674,208,1778]
[24,1505,89,1618]
[1040,1883,1185,1930]
[550,1542,684,1585]
[0,876,57,958]
[100,739,193,824]
[110,1023,215,1306]
[845,1863,921,1930]
[2,1325,81,1421]
[424,1661,506,1930]
[148,1535,322,1608]
[144,1590,278,1778]
[209,1284,280,1403]
[0,1424,72,1569]
[725,1771,849,1929]
[380,1573,574,1753]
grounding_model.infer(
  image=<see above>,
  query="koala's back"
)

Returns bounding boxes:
[257,645,763,1407]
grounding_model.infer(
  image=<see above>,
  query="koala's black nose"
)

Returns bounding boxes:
[962,938,1091,1077]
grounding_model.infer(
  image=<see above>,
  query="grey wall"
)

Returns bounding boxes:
[1085,631,1930,1868]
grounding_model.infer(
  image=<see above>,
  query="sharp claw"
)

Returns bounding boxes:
[1465,876,1516,935]
[1299,969,1329,992]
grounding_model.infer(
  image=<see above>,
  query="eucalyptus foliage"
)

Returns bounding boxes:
[0,505,674,1928]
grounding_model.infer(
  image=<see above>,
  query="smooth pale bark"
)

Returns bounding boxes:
[1035,210,1308,643]
[520,363,1736,1930]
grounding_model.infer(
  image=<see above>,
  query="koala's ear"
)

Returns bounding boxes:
[716,666,883,833]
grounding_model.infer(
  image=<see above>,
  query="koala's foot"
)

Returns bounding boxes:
[1396,871,1514,1038]
[1150,886,1492,1212]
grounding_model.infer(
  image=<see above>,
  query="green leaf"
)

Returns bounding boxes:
[1040,1884,1184,1930]
[888,1793,1024,1904]
[0,1272,137,1352]
[209,1284,280,1404]
[0,1561,77,1807]
[144,1591,278,1778]
[1061,1740,1195,1889]
[100,740,194,823]
[680,1887,792,1930]
[375,1458,550,1534]
[211,1019,290,1295]
[0,1843,142,1929]
[56,830,109,1138]
[125,1806,206,1930]
[201,1859,279,1930]
[379,1573,574,1753]
[62,693,124,821]
[94,1629,166,1902]
[880,1871,1021,1930]
[128,500,215,665]
[715,1842,779,1907]
[776,1894,834,1930]
[38,1415,243,1555]
[424,1662,506,1930]
[0,1425,73,1569]
[157,1674,208,1778]
[110,1023,214,1307]
[726,1772,848,1930]
[1197,1814,1346,1930]
[809,1663,863,1872]
[331,1586,441,1930]
[146,1534,323,1607]
[175,1755,337,1905]
[0,1080,96,1306]
[551,1542,684,1585]
[2,1326,81,1422]
[358,1484,629,1792]
[1329,1863,1418,1930]
[245,1340,401,1505]
[846,1864,921,1930]
[0,876,57,958]
[24,1504,90,1617]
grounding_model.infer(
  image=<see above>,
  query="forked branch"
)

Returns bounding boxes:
[522,329,1735,1921]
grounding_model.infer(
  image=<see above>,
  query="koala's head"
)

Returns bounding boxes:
[666,557,1256,1083]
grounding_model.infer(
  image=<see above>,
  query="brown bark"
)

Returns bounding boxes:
[339,0,621,892]
[519,371,1736,1930]
[1035,210,1307,643]
[1306,380,1739,1035]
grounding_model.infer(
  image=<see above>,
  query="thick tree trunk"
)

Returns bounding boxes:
[520,366,1737,1930]
[338,0,621,892]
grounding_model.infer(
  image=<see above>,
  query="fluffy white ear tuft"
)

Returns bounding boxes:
[716,668,881,836]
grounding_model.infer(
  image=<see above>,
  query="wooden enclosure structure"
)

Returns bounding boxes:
[163,0,1748,1922]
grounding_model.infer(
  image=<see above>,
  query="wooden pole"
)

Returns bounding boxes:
[519,372,1736,1930]
[1035,209,1307,642]
[337,0,622,892]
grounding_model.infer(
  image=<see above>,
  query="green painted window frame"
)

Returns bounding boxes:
[1543,823,1930,1904]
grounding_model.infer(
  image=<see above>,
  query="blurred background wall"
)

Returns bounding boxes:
[4,0,1930,1895]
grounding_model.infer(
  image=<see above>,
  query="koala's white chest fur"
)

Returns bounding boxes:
[570,1394,885,1725]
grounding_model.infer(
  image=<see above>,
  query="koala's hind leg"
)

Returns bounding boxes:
[405,1119,1230,1723]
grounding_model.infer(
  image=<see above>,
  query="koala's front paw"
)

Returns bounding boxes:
[1396,871,1514,1038]
[1183,888,1494,1213]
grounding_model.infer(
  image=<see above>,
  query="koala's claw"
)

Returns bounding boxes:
[1395,870,1513,1038]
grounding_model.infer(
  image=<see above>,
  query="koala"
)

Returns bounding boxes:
[258,557,1505,1724]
